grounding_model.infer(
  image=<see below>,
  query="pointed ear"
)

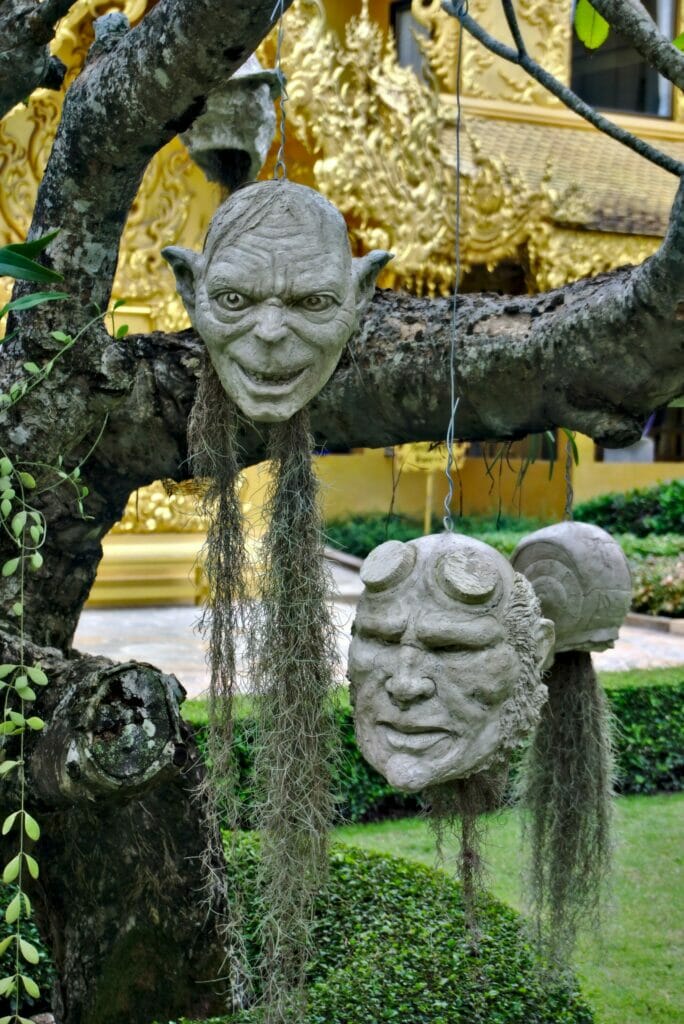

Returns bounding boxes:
[535,617,556,672]
[351,249,393,321]
[161,246,203,320]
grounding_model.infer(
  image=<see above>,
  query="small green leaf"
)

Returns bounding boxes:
[23,813,40,841]
[9,710,25,726]
[11,602,23,616]
[11,510,26,536]
[0,935,14,956]
[22,362,41,375]
[2,290,67,314]
[27,665,48,685]
[5,892,21,924]
[116,323,129,338]
[0,499,10,518]
[0,976,16,996]
[2,854,20,883]
[29,551,43,571]
[18,471,36,489]
[24,854,39,879]
[0,723,17,736]
[15,684,37,701]
[0,457,12,475]
[29,524,41,543]
[0,476,11,491]
[50,330,70,342]
[26,717,44,731]
[673,31,684,50]
[21,974,40,998]
[2,558,19,577]
[113,298,126,309]
[13,674,27,689]
[2,811,18,834]
[574,0,610,48]
[0,760,19,777]
[0,664,16,679]
[19,939,39,965]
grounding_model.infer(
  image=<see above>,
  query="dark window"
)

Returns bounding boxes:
[390,1,429,76]
[571,0,677,117]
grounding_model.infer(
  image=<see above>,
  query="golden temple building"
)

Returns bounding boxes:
[0,0,681,605]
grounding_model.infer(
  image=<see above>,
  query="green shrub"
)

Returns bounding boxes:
[616,533,683,559]
[608,681,684,794]
[173,839,594,1024]
[630,556,684,618]
[574,479,684,536]
[324,513,546,560]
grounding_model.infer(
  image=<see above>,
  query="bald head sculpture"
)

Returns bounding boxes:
[348,534,554,793]
[511,521,632,653]
[163,180,391,422]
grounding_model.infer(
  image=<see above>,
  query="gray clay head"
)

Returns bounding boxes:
[347,533,554,793]
[511,521,632,654]
[162,180,392,423]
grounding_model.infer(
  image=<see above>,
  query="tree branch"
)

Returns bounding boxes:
[0,0,72,118]
[590,0,684,91]
[442,0,684,177]
[26,0,292,313]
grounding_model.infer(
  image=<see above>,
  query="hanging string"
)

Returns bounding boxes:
[443,1,468,531]
[272,0,288,179]
[564,433,575,521]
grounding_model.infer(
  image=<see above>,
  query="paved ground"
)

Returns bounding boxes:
[73,561,684,698]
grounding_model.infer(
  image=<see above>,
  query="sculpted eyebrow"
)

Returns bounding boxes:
[355,616,406,639]
[416,618,505,649]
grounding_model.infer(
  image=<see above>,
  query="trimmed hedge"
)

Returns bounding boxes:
[574,479,684,536]
[188,672,684,822]
[171,839,594,1024]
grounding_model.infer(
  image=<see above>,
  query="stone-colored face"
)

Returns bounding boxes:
[348,535,551,793]
[163,182,390,422]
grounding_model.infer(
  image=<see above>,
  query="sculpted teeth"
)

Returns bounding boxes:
[242,366,307,386]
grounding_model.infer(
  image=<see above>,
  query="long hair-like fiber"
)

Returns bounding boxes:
[520,650,615,964]
[188,361,252,1007]
[428,768,509,945]
[252,409,339,1022]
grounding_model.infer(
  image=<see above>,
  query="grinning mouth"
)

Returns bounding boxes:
[237,363,309,391]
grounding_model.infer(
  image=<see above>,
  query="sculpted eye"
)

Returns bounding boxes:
[214,291,250,311]
[299,294,336,312]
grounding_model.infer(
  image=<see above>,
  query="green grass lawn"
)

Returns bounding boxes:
[335,793,683,1024]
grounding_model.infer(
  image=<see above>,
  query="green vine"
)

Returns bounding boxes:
[0,235,123,1020]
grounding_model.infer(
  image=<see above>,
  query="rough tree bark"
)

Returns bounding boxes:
[0,1,682,1022]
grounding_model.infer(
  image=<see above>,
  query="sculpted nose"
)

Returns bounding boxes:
[385,659,436,708]
[254,302,288,343]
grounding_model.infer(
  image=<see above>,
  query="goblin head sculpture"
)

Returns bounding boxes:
[163,180,392,423]
[348,533,554,793]
[511,521,632,654]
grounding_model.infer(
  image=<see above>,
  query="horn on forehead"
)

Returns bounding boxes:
[360,540,417,592]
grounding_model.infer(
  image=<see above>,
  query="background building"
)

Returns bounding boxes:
[0,0,680,604]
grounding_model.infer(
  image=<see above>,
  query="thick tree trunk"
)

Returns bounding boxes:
[0,635,228,1024]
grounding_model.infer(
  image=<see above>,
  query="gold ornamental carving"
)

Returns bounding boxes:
[112,481,208,535]
[0,0,221,330]
[259,0,677,297]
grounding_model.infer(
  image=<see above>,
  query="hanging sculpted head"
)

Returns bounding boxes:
[348,534,554,793]
[511,521,632,653]
[163,180,392,422]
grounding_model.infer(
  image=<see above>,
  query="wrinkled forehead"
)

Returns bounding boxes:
[355,535,516,643]
[204,183,352,269]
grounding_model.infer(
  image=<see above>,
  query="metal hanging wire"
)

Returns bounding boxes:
[272,0,288,179]
[443,1,468,531]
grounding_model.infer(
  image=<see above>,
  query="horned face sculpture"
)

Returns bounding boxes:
[348,533,554,793]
